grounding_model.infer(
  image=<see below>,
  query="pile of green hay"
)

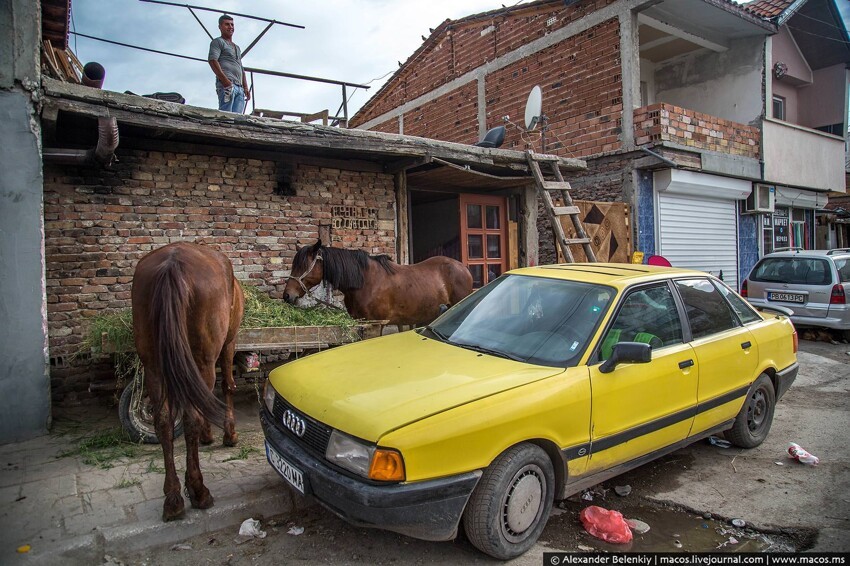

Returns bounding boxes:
[81,284,356,356]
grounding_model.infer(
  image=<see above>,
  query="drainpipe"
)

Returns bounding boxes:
[639,146,679,169]
[43,62,119,166]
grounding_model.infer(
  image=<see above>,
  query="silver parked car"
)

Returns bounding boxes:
[741,249,850,338]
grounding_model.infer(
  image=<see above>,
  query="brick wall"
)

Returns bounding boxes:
[634,103,760,159]
[403,82,479,143]
[352,0,618,128]
[43,148,396,405]
[486,18,622,158]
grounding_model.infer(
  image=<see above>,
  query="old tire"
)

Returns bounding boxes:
[463,443,554,560]
[119,384,183,444]
[726,374,775,448]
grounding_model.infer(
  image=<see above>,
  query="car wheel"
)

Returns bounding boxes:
[119,383,184,444]
[726,374,775,448]
[463,443,554,560]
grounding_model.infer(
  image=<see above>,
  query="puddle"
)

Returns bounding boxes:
[544,498,813,553]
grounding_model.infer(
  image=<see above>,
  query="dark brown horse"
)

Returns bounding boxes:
[282,240,473,326]
[132,242,244,522]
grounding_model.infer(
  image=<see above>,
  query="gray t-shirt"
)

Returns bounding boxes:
[208,37,243,88]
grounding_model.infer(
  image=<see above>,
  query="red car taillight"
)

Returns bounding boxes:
[792,330,798,354]
[830,284,846,305]
[740,279,748,298]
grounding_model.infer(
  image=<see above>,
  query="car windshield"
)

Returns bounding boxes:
[750,257,832,285]
[425,274,615,367]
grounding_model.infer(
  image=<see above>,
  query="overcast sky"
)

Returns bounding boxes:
[69,0,504,119]
[70,0,849,121]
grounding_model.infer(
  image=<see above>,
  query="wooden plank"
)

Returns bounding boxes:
[552,206,581,216]
[41,79,589,172]
[508,220,519,270]
[557,201,632,263]
[542,181,572,191]
[42,41,63,80]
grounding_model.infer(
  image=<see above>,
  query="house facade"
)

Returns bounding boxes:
[351,0,850,291]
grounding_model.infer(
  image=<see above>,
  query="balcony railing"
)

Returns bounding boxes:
[763,118,846,193]
[634,103,760,159]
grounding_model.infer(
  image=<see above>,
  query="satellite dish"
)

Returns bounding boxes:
[524,85,543,130]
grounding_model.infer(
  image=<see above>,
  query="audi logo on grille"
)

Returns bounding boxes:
[282,410,307,437]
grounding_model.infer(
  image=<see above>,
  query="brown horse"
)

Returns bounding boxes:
[131,242,244,522]
[282,240,473,327]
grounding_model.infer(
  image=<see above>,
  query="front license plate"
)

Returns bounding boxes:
[768,292,805,304]
[265,441,306,494]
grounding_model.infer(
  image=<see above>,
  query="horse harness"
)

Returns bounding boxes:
[286,251,341,310]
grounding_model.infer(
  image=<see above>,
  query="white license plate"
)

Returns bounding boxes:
[768,292,805,304]
[266,441,306,494]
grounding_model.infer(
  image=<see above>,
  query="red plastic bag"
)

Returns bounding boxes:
[580,505,633,544]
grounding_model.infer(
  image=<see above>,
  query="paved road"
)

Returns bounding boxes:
[106,338,850,565]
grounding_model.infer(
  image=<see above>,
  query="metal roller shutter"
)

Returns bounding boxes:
[658,193,739,290]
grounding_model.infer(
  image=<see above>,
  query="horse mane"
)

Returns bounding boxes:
[293,244,395,291]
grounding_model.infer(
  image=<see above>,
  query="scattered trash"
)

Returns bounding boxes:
[626,518,650,534]
[702,512,712,520]
[775,461,785,466]
[788,442,819,466]
[731,518,746,528]
[614,485,632,496]
[577,544,595,551]
[16,545,31,554]
[170,543,192,551]
[729,537,739,545]
[701,523,709,529]
[238,518,267,539]
[581,490,594,501]
[708,436,732,448]
[287,526,305,536]
[551,507,567,516]
[673,539,683,549]
[580,505,633,544]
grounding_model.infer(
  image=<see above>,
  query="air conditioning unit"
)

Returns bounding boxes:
[743,184,775,214]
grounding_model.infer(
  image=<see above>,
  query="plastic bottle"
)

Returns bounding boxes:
[788,442,819,465]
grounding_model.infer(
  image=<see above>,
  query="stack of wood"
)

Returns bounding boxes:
[42,40,83,83]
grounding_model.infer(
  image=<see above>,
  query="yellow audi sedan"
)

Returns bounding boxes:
[260,264,798,559]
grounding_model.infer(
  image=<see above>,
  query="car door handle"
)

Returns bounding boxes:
[678,359,694,369]
[741,341,752,349]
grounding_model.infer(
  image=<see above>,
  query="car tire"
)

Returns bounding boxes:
[462,443,554,560]
[119,383,184,444]
[726,373,775,449]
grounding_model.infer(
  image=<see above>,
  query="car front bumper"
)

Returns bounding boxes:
[260,410,481,542]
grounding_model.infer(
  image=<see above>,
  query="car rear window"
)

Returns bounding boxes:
[836,258,850,283]
[750,257,832,285]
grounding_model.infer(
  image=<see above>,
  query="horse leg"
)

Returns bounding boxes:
[218,340,239,447]
[183,407,214,510]
[151,383,185,521]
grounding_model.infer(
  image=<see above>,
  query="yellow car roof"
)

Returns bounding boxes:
[508,263,709,290]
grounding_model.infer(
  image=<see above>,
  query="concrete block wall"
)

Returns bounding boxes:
[42,149,396,405]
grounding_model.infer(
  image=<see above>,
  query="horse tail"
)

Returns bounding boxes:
[148,260,225,428]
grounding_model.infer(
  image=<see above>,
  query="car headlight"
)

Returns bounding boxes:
[262,379,276,414]
[325,430,405,482]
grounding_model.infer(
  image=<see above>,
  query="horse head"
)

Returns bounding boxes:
[283,240,324,304]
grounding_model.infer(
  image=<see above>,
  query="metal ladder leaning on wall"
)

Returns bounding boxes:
[526,150,598,263]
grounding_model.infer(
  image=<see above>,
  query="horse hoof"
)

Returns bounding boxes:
[191,491,214,510]
[162,496,185,522]
[200,435,214,446]
[223,432,238,447]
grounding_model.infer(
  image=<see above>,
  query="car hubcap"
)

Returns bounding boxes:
[748,389,767,432]
[502,465,544,541]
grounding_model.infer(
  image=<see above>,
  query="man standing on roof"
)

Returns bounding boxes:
[208,14,250,113]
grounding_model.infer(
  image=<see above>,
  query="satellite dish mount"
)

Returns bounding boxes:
[524,85,549,152]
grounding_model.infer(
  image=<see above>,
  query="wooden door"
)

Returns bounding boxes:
[459,194,507,288]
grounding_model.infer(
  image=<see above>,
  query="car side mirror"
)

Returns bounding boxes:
[599,342,652,374]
